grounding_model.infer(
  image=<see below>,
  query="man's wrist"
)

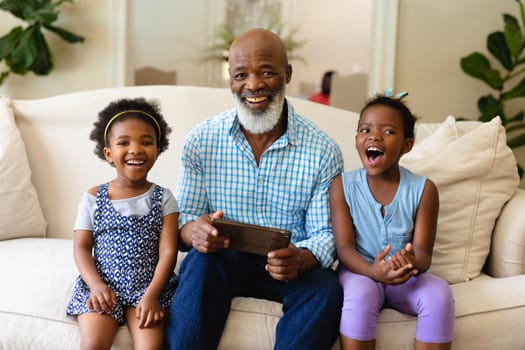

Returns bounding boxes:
[298,248,319,273]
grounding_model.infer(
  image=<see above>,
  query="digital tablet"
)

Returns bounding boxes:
[211,218,292,255]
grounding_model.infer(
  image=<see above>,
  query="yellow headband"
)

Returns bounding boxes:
[103,110,161,145]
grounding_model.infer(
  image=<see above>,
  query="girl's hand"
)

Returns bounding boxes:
[371,245,415,285]
[86,282,116,314]
[388,243,418,274]
[136,294,164,328]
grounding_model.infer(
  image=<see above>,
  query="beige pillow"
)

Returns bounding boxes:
[411,115,458,156]
[0,97,46,240]
[400,116,519,283]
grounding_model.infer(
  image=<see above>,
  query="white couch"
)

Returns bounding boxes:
[1,86,524,349]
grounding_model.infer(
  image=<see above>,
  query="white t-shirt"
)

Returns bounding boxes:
[74,184,179,231]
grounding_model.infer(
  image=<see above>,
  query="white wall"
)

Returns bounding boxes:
[283,0,372,97]
[129,0,372,97]
[395,0,525,187]
[130,0,214,87]
[0,0,121,99]
[0,1,372,99]
[395,0,519,122]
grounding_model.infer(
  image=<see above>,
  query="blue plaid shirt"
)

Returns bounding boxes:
[175,100,344,268]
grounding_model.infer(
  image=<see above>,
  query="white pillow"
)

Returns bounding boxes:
[411,115,458,156]
[0,96,46,240]
[400,116,519,283]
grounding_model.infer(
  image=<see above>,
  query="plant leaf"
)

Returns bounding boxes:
[508,111,525,123]
[29,28,53,75]
[519,0,525,38]
[517,57,525,65]
[0,0,32,20]
[212,24,235,43]
[0,0,81,83]
[460,52,503,89]
[268,19,285,36]
[43,24,84,43]
[488,31,513,70]
[0,71,9,85]
[506,119,525,132]
[34,8,59,25]
[503,14,523,61]
[502,76,525,100]
[5,26,39,75]
[507,132,525,148]
[0,26,23,60]
[477,94,505,122]
[0,0,71,24]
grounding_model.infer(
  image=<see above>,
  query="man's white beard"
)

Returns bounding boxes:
[234,89,286,134]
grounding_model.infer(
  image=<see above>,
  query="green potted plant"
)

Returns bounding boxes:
[0,0,84,85]
[460,0,525,176]
[202,19,308,64]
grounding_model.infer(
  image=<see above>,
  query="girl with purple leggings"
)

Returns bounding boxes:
[329,94,454,350]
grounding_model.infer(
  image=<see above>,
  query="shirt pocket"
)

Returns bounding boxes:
[266,173,313,222]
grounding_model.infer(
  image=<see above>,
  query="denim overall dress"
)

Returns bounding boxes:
[66,183,177,324]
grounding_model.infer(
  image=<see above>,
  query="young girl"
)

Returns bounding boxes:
[66,98,179,349]
[330,95,455,350]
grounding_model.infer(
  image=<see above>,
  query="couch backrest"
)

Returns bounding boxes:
[12,85,476,239]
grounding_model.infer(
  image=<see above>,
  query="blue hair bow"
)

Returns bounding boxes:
[384,88,408,99]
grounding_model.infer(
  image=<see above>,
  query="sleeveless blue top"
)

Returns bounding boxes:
[341,166,426,264]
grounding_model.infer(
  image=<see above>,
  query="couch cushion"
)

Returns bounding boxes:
[0,97,46,240]
[3,238,525,349]
[400,116,519,283]
[0,238,134,349]
[487,188,525,277]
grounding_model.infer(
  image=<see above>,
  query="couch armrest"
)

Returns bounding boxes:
[486,188,525,277]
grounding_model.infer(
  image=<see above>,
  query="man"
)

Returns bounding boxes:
[165,28,344,350]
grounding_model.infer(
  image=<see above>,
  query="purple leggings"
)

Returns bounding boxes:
[338,268,454,343]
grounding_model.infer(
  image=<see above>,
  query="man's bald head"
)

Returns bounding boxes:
[228,28,289,68]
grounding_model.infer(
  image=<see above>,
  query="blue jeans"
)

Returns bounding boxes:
[164,248,342,350]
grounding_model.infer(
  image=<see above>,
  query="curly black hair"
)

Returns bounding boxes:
[360,94,419,139]
[90,97,172,161]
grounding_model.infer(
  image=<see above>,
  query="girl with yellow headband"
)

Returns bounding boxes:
[66,97,178,349]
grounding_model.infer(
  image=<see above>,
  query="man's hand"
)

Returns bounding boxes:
[266,244,302,281]
[266,244,321,282]
[188,210,229,253]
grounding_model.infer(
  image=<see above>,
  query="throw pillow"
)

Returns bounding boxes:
[400,116,519,283]
[0,96,46,240]
[411,115,458,156]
